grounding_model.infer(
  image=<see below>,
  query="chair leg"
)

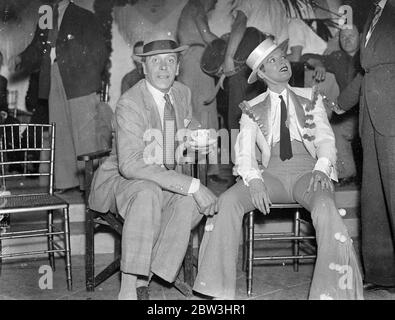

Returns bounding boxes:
[242,216,247,272]
[293,209,300,272]
[85,209,95,292]
[247,211,254,296]
[63,207,72,291]
[183,233,194,288]
[47,210,55,271]
[0,235,2,276]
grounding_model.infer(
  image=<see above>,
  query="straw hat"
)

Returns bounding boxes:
[246,38,289,84]
[135,31,188,57]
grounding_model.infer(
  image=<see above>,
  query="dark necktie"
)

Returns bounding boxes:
[163,94,177,170]
[365,3,382,46]
[279,95,293,161]
[48,3,59,48]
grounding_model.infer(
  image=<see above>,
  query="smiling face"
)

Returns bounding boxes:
[143,53,179,93]
[256,47,292,85]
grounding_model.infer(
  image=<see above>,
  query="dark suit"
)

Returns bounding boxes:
[19,2,108,100]
[17,2,108,189]
[0,75,8,113]
[339,0,395,286]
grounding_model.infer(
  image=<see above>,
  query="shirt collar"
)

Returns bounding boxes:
[58,0,70,10]
[145,80,172,103]
[376,0,387,9]
[268,88,287,101]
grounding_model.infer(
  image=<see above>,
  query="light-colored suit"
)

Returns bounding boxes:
[89,79,202,282]
[193,86,363,300]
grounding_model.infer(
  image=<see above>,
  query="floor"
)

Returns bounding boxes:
[1,247,394,300]
[1,166,394,300]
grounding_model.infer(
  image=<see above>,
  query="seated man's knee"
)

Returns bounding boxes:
[135,181,162,201]
[218,188,243,213]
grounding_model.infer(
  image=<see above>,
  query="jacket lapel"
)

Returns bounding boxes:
[288,88,307,128]
[250,94,271,143]
[142,80,163,132]
[169,87,186,131]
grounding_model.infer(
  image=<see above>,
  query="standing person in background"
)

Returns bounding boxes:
[121,41,145,94]
[223,0,289,131]
[178,0,228,184]
[338,0,395,293]
[9,0,108,193]
[0,52,8,120]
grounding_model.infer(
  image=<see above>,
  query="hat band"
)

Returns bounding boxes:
[143,40,179,54]
[250,44,278,72]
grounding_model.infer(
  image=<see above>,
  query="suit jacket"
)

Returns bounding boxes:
[19,2,108,100]
[89,79,200,213]
[0,75,8,113]
[234,86,338,185]
[338,0,395,136]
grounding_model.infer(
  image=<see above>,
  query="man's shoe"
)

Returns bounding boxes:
[363,282,395,293]
[136,286,149,300]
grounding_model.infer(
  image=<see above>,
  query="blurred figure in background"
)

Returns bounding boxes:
[178,0,228,184]
[121,41,144,94]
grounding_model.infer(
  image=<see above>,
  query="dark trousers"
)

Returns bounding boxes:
[361,103,395,286]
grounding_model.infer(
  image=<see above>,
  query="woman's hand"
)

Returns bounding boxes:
[307,170,334,193]
[249,178,272,214]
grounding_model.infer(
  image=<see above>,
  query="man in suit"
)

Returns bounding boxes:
[89,34,217,300]
[338,0,395,291]
[193,37,363,300]
[9,0,108,191]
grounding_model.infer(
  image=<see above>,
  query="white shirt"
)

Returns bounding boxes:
[232,0,289,45]
[365,0,387,47]
[50,0,71,64]
[268,88,332,179]
[146,80,200,194]
[269,89,301,145]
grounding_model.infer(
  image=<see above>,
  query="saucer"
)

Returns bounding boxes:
[189,138,216,148]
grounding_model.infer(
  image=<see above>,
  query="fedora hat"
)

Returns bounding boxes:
[135,31,189,57]
[246,37,289,84]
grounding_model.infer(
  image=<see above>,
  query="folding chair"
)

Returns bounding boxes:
[243,204,317,296]
[0,123,72,290]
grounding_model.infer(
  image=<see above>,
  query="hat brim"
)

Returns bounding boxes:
[135,45,189,57]
[247,39,289,84]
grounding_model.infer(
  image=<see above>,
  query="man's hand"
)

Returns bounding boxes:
[313,65,326,82]
[307,170,334,193]
[249,178,272,215]
[193,184,218,216]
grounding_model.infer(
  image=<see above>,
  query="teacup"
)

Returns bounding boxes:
[191,129,210,146]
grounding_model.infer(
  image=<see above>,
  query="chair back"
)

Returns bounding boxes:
[0,123,55,195]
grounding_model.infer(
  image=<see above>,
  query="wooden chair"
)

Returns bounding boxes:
[0,123,72,290]
[78,150,207,296]
[243,204,317,296]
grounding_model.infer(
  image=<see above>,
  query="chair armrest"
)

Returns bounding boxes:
[77,149,111,162]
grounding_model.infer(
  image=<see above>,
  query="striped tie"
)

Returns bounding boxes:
[163,94,177,170]
[365,4,383,46]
